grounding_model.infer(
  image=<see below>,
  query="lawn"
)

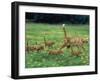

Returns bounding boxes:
[25,23,89,68]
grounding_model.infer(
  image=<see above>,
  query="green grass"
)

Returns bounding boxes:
[25,23,89,68]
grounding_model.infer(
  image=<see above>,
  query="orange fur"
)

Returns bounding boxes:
[71,47,82,56]
[44,36,55,47]
[25,44,44,52]
[48,50,63,55]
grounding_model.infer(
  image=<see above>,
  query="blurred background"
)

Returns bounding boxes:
[26,13,89,24]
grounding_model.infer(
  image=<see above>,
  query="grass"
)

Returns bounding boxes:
[25,22,89,68]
